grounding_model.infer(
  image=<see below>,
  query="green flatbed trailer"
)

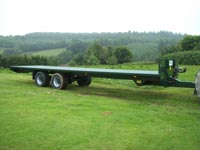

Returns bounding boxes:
[10,59,200,97]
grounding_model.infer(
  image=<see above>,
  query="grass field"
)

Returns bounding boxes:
[31,48,66,57]
[0,63,200,150]
[0,48,5,54]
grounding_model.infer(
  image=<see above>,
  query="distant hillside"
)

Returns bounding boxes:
[0,31,183,61]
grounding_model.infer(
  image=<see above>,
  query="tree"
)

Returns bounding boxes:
[106,46,117,65]
[84,49,100,65]
[67,40,89,54]
[86,42,119,65]
[57,49,73,64]
[48,56,60,66]
[180,35,200,51]
[106,55,117,65]
[0,55,2,67]
[73,52,85,65]
[88,43,109,64]
[2,48,22,56]
[115,46,132,64]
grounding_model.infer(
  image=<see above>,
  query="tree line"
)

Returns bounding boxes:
[69,43,133,65]
[0,31,183,62]
[0,43,133,68]
[1,34,199,67]
[0,55,49,68]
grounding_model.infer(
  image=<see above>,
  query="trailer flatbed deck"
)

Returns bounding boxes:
[10,65,159,78]
[10,59,199,97]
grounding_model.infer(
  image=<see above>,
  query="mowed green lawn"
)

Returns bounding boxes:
[0,64,200,150]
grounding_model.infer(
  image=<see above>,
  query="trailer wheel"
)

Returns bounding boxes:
[195,70,200,97]
[77,77,92,86]
[35,72,50,87]
[51,73,67,90]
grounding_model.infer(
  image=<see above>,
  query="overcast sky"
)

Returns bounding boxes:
[0,0,200,36]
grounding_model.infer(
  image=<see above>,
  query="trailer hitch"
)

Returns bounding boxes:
[176,67,186,73]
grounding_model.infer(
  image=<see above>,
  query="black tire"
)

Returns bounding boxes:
[195,70,200,97]
[77,77,92,86]
[51,73,67,90]
[35,72,50,87]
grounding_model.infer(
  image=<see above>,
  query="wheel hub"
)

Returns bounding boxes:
[53,76,61,88]
[36,75,44,85]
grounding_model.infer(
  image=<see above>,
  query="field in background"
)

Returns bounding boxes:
[31,48,66,57]
[0,48,4,54]
[0,48,66,57]
[0,63,200,150]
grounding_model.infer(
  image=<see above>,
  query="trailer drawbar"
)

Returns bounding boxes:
[10,59,200,97]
